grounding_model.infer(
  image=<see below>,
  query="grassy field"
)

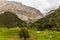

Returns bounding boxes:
[0,28,60,40]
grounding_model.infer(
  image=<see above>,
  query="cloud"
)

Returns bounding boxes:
[59,0,60,5]
[0,0,7,1]
[3,0,60,15]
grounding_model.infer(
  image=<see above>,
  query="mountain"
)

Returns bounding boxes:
[0,12,26,28]
[0,1,43,23]
[32,7,60,30]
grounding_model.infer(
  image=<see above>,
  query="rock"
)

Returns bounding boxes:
[36,31,40,33]
[49,35,53,38]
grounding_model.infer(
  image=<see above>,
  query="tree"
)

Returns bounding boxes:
[19,28,30,40]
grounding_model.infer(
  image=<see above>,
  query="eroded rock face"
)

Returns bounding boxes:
[0,1,43,23]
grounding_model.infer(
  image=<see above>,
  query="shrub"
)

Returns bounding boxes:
[19,28,30,40]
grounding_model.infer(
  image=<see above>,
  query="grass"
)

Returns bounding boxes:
[0,28,60,40]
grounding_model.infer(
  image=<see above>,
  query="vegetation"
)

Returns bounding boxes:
[0,7,60,40]
[0,12,27,28]
[0,28,60,40]
[0,7,60,30]
[31,7,60,31]
[19,28,30,40]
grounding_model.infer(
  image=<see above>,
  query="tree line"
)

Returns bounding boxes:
[0,7,60,31]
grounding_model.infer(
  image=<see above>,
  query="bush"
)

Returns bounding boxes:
[19,28,30,40]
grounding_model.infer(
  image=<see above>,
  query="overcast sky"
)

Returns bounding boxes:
[0,0,60,15]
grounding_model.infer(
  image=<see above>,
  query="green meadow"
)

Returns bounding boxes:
[0,28,60,40]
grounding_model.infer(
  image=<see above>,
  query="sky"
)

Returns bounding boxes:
[0,0,60,15]
[59,0,60,5]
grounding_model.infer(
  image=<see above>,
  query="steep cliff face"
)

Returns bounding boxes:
[0,1,43,23]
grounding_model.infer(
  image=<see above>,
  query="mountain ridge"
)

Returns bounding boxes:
[31,7,60,30]
[0,1,43,23]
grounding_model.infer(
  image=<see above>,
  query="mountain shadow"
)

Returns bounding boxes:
[0,12,27,28]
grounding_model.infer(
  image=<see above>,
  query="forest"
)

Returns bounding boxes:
[0,7,60,31]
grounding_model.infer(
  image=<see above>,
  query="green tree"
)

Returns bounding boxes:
[19,28,30,40]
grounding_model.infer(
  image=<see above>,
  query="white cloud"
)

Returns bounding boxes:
[0,0,7,1]
[59,0,60,5]
[5,0,60,15]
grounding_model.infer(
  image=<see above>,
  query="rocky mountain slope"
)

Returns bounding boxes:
[0,1,43,23]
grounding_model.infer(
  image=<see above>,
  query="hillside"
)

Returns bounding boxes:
[0,12,26,28]
[32,7,60,30]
